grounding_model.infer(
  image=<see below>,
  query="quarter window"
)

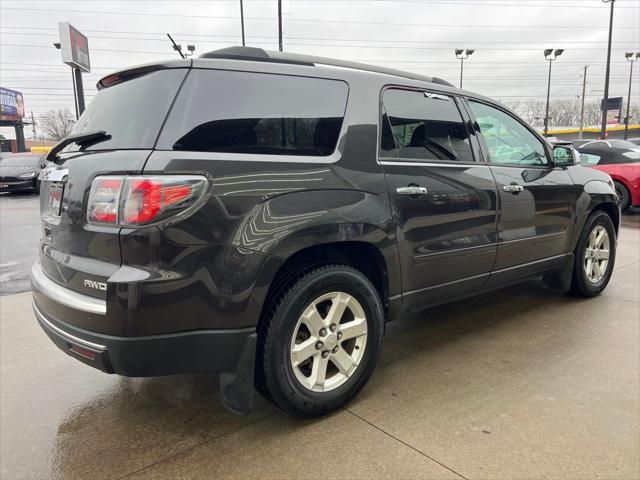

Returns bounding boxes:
[468,100,548,166]
[158,70,348,156]
[381,89,474,162]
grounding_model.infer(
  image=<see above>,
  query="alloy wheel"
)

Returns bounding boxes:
[289,291,368,392]
[584,225,610,283]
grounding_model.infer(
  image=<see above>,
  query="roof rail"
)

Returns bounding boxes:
[199,46,314,66]
[199,46,455,87]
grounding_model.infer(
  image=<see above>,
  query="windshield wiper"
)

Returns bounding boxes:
[46,130,111,163]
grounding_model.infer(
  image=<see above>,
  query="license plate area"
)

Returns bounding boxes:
[45,182,64,217]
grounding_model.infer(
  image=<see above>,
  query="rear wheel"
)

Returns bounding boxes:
[569,211,616,297]
[614,181,630,212]
[256,265,384,417]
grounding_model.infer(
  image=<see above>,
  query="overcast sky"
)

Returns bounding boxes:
[1,0,639,138]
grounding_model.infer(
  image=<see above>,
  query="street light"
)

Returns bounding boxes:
[600,0,615,139]
[543,48,564,137]
[455,49,475,89]
[624,52,640,139]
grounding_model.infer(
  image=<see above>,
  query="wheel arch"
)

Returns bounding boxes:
[591,201,620,234]
[570,180,620,251]
[258,240,399,333]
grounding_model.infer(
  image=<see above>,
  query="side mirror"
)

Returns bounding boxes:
[552,145,579,167]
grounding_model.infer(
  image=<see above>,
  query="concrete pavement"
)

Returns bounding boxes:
[0,226,638,479]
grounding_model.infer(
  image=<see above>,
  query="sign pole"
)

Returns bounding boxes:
[57,22,90,118]
[15,123,26,153]
[71,67,79,119]
[74,67,85,115]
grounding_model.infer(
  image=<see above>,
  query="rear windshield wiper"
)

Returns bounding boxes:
[46,130,111,163]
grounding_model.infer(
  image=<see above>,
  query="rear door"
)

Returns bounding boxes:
[379,87,499,309]
[464,99,576,285]
[38,68,188,300]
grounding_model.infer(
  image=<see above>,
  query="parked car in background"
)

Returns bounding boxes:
[569,139,591,149]
[627,138,640,147]
[578,142,640,211]
[32,47,620,417]
[0,152,47,194]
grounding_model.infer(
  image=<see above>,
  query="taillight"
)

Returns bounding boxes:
[88,177,122,224]
[87,175,207,226]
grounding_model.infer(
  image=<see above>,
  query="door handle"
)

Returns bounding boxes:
[396,186,428,196]
[503,184,524,193]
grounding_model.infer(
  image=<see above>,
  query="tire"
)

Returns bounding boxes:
[256,265,384,417]
[614,181,630,212]
[569,210,616,297]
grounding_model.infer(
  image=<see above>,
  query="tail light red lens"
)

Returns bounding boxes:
[88,175,207,226]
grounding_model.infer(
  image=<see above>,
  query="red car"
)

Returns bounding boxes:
[578,141,640,211]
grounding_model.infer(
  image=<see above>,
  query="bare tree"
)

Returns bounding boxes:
[502,98,639,130]
[39,109,75,140]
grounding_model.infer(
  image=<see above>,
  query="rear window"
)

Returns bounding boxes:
[157,70,348,156]
[608,140,638,150]
[68,69,188,151]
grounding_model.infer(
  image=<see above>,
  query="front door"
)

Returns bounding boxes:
[465,99,576,285]
[380,88,499,310]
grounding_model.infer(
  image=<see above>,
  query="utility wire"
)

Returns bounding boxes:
[1,7,637,29]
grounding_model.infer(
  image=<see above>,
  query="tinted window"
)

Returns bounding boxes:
[381,89,474,162]
[69,69,188,151]
[469,100,548,166]
[158,70,348,156]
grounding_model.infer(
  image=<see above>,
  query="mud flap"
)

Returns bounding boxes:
[542,253,575,293]
[220,333,257,415]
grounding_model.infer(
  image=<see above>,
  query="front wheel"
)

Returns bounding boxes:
[256,265,384,417]
[614,181,630,212]
[569,210,616,297]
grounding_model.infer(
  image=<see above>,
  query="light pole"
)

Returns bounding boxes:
[455,49,474,89]
[579,65,589,139]
[240,0,245,46]
[167,34,195,59]
[624,52,639,140]
[544,48,564,137]
[600,0,615,139]
[278,0,283,52]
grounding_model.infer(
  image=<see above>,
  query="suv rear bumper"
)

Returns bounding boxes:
[33,301,255,377]
[31,262,255,377]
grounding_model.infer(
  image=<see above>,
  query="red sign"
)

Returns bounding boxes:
[58,22,91,72]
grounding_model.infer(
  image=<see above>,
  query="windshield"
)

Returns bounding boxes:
[67,69,188,152]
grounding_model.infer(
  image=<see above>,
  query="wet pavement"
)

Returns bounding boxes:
[0,193,41,296]
[0,193,639,479]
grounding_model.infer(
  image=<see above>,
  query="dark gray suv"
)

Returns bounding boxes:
[32,47,619,417]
